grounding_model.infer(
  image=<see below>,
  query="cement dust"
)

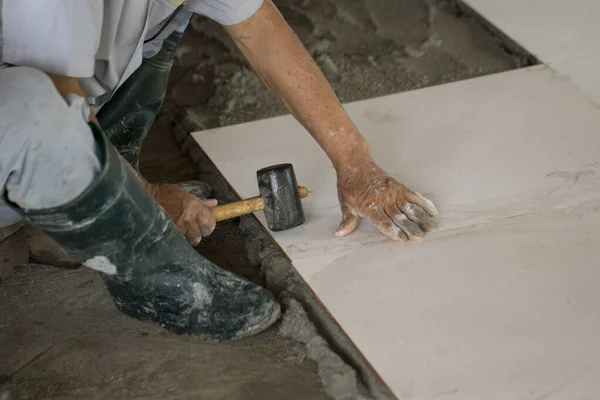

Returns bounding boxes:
[279,295,364,400]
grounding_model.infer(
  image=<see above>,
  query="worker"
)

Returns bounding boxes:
[0,0,438,339]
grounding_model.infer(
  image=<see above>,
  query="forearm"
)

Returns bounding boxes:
[225,1,371,169]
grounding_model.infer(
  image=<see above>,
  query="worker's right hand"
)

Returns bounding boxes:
[335,157,438,242]
[146,183,218,246]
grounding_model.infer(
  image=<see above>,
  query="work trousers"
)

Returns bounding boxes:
[0,31,182,228]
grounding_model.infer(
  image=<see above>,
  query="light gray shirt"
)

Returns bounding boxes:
[1,0,263,108]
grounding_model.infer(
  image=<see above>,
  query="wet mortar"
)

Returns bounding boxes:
[0,0,526,399]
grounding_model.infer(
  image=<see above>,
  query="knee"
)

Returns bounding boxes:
[0,67,83,132]
[0,66,93,149]
[0,66,100,210]
[0,66,59,108]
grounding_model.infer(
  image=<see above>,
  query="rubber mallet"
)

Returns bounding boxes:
[211,164,308,231]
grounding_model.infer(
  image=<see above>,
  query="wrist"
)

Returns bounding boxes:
[330,137,373,172]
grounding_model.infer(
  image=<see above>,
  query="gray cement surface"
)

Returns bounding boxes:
[0,265,329,400]
[171,0,526,129]
[0,1,524,399]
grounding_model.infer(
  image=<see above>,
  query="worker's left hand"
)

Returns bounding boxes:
[146,183,217,246]
[335,157,438,242]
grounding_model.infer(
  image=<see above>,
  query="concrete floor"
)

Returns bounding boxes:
[171,0,525,128]
[0,1,525,399]
[0,265,330,400]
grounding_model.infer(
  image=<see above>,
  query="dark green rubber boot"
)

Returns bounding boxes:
[96,31,181,171]
[96,30,210,199]
[23,126,280,340]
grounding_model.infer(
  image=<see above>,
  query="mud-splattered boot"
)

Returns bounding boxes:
[22,126,280,340]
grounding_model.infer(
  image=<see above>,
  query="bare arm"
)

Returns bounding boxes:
[224,0,370,170]
[224,1,438,241]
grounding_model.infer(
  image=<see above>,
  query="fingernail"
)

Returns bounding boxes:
[201,224,216,237]
[410,233,423,241]
[192,236,202,246]
[424,219,438,231]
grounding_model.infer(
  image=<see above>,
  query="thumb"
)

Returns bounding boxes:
[335,203,360,237]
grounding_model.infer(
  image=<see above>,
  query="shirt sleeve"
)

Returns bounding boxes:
[2,0,102,77]
[185,0,264,26]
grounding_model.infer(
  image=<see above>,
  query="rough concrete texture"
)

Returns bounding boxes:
[0,0,524,399]
[232,211,394,399]
[0,223,78,283]
[0,223,28,282]
[171,0,524,129]
[0,265,330,400]
[279,296,359,400]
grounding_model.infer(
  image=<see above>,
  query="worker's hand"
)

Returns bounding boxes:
[335,157,438,242]
[146,183,217,246]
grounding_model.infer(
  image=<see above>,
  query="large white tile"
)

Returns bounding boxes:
[193,67,600,398]
[549,53,600,105]
[462,0,600,63]
[195,67,600,261]
[462,0,600,105]
[308,200,600,399]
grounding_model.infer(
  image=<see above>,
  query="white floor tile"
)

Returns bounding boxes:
[549,53,600,104]
[193,66,600,398]
[463,0,600,63]
[307,200,600,400]
[463,0,600,105]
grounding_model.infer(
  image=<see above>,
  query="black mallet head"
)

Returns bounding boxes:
[257,164,305,231]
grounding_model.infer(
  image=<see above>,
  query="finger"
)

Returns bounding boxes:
[335,202,361,237]
[404,190,438,217]
[400,202,437,232]
[200,199,218,236]
[364,206,408,242]
[195,204,217,237]
[184,222,203,246]
[385,204,423,241]
[201,199,218,208]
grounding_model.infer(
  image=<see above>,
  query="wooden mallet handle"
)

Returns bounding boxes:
[211,186,309,222]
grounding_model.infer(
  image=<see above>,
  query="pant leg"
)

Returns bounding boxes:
[0,198,22,227]
[96,31,184,171]
[0,67,100,225]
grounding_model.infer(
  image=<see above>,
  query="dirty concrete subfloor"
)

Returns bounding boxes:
[0,265,330,400]
[172,0,526,129]
[0,0,526,399]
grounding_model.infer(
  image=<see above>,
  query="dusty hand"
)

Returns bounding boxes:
[147,183,218,246]
[335,158,438,242]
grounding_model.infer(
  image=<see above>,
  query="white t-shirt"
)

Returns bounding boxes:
[0,0,262,108]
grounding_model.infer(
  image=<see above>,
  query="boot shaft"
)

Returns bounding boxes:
[23,124,193,281]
